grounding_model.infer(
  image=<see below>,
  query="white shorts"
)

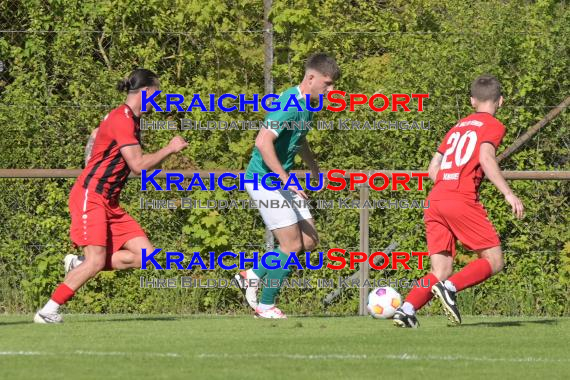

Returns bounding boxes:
[245,183,313,230]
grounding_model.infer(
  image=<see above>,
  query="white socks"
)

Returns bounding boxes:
[402,302,415,315]
[40,299,60,314]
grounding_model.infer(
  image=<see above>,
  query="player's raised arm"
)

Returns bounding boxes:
[428,152,443,182]
[479,142,524,218]
[120,136,188,176]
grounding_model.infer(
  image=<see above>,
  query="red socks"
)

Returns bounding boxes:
[448,258,492,292]
[51,283,75,305]
[405,259,494,312]
[404,273,439,310]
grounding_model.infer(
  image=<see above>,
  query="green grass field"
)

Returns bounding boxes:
[1,314,569,380]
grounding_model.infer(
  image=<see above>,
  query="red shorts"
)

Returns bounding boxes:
[69,183,147,254]
[424,199,500,257]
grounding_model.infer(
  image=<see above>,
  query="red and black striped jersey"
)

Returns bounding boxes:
[78,104,141,201]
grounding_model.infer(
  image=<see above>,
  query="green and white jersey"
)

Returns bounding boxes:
[245,86,313,183]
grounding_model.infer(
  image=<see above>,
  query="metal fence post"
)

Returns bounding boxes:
[265,227,274,251]
[263,0,274,253]
[358,184,370,316]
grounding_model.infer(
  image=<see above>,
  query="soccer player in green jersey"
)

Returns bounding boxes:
[236,53,340,318]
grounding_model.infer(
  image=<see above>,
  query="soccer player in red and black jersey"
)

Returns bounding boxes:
[393,75,524,328]
[34,69,188,323]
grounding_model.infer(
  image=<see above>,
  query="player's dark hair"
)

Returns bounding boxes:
[471,74,502,102]
[305,53,341,81]
[117,69,159,93]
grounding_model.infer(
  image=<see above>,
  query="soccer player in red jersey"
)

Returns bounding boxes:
[34,69,188,323]
[393,75,524,328]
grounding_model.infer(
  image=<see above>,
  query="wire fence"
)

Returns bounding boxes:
[0,171,568,314]
[1,23,568,171]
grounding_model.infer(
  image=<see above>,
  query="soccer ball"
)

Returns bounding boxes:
[367,286,402,319]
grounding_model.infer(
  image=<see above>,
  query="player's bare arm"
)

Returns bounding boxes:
[120,136,188,175]
[428,152,443,181]
[298,138,319,177]
[479,142,524,218]
[299,138,324,192]
[255,128,307,199]
[84,128,99,165]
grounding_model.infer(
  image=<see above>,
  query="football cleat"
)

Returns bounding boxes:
[393,308,420,328]
[235,271,259,310]
[254,306,287,319]
[64,254,84,275]
[33,311,63,324]
[431,281,462,325]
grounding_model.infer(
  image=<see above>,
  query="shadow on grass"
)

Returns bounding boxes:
[462,319,558,327]
[79,316,180,323]
[291,314,358,319]
[0,316,182,325]
[0,321,31,326]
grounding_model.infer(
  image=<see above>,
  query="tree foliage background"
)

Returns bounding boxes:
[0,0,568,316]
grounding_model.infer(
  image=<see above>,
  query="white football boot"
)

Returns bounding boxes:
[235,270,259,310]
[64,254,84,274]
[254,306,287,319]
[33,310,63,324]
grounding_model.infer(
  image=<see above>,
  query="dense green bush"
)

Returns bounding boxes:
[0,0,568,316]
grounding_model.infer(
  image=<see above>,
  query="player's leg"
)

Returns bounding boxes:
[252,218,318,317]
[430,247,501,326]
[394,251,453,328]
[35,187,110,323]
[298,218,319,252]
[407,251,453,312]
[65,235,152,274]
[430,251,463,325]
[34,245,107,323]
[445,245,503,292]
[238,185,302,314]
[479,246,505,274]
[237,223,302,313]
[109,236,153,269]
[254,189,314,318]
[105,207,151,270]
[64,245,107,288]
[431,201,502,325]
[64,253,85,274]
[255,223,303,319]
[394,201,454,328]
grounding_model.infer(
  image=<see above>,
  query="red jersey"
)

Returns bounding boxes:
[78,104,141,201]
[428,112,506,201]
